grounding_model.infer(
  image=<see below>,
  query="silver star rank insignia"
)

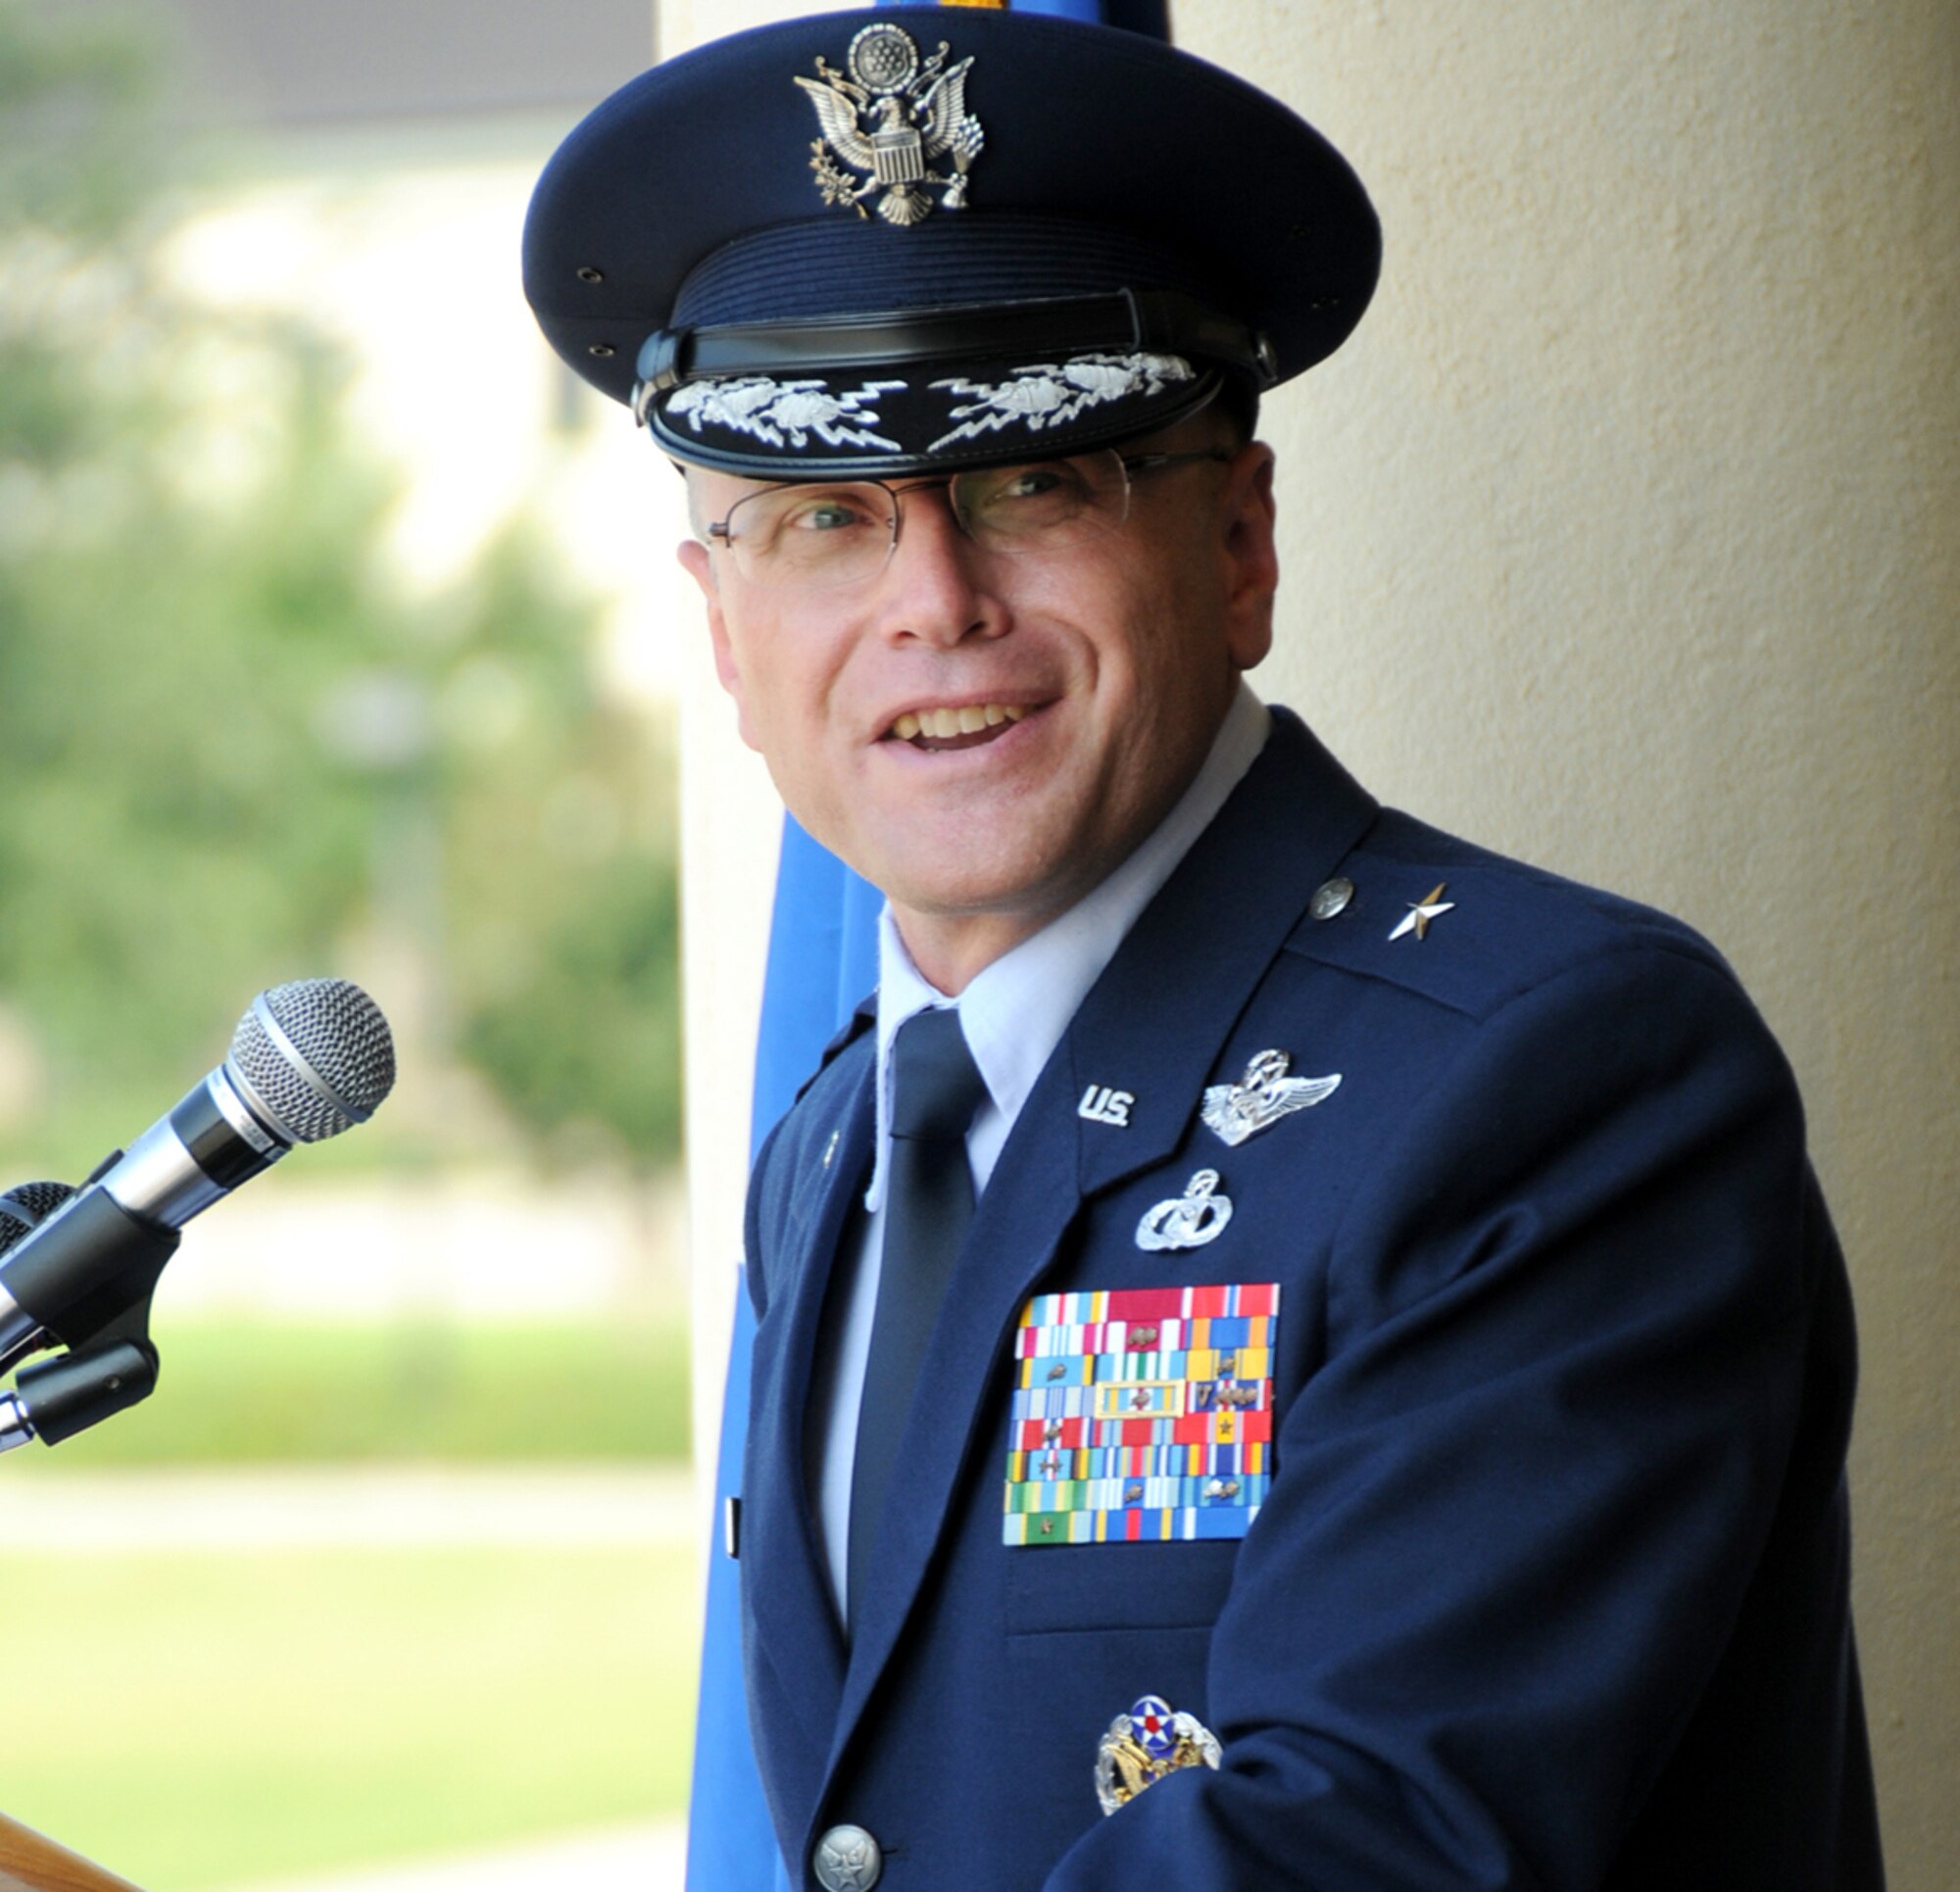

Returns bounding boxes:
[1388,881,1455,942]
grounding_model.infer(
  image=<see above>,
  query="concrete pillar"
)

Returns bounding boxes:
[1176,6,1957,1873]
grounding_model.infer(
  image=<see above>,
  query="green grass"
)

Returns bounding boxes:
[7,1317,691,1467]
[3,1541,699,1890]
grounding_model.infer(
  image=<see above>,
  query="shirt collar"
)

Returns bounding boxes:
[866,680,1271,1207]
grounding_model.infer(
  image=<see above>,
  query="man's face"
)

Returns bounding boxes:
[677,419,1278,991]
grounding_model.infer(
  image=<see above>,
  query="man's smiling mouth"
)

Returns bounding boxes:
[887,703,1030,750]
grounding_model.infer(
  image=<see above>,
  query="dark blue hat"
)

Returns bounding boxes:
[524,5,1378,478]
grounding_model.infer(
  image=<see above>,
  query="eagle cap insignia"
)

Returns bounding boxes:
[1200,1048,1342,1148]
[795,23,985,227]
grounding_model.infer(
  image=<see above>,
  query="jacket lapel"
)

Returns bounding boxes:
[1068,710,1378,1200]
[829,710,1380,1762]
[744,1056,875,1758]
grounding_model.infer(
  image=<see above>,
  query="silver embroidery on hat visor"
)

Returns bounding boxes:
[637,350,1197,465]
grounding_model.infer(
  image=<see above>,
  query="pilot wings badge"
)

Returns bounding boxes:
[795,23,984,228]
[1200,1049,1342,1148]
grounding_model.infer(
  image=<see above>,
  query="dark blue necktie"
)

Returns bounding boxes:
[847,1006,986,1630]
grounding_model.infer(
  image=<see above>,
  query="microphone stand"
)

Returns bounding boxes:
[0,1165,173,1456]
[0,1196,161,1892]
[0,1340,160,1454]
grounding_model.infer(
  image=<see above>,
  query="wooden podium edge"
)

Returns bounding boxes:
[0,1814,143,1892]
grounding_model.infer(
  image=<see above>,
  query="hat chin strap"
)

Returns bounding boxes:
[634,287,1279,398]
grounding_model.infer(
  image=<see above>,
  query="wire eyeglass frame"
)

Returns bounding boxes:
[703,447,1233,591]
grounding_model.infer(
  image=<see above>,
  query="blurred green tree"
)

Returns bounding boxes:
[0,1,680,1178]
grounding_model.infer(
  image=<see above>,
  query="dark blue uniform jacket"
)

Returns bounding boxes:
[738,709,1883,1889]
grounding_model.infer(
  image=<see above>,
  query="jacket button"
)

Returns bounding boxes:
[812,1823,883,1891]
[1310,876,1355,920]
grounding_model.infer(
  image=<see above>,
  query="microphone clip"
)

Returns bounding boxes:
[1,1337,159,1452]
[0,1175,172,1454]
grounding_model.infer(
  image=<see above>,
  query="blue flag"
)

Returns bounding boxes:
[683,6,1171,1884]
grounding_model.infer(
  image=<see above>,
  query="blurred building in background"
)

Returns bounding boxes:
[6,0,696,1279]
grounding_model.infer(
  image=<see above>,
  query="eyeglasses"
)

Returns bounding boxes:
[703,447,1233,591]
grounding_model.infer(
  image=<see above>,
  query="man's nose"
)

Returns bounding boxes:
[877,481,1005,647]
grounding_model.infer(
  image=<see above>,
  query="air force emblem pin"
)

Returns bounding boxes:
[1096,1694,1222,1815]
[1200,1048,1341,1148]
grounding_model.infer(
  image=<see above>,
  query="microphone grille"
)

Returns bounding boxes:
[5,1181,78,1225]
[0,1181,76,1257]
[228,979,397,1144]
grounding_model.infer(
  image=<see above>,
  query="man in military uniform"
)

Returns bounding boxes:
[525,7,1882,1887]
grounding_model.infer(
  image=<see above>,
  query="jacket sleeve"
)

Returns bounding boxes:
[1045,944,1832,1890]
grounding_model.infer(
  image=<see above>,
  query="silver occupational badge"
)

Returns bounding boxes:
[795,24,985,227]
[1200,1049,1342,1148]
[1136,1169,1233,1252]
[1095,1694,1222,1816]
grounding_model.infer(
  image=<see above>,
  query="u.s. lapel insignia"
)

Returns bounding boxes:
[1388,881,1455,942]
[1096,1694,1222,1815]
[1078,1083,1135,1127]
[1135,1169,1233,1252]
[796,24,985,227]
[1200,1049,1341,1148]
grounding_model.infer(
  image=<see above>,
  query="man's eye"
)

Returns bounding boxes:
[993,466,1070,502]
[782,495,876,532]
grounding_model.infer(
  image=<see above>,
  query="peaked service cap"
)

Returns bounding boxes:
[523,5,1379,479]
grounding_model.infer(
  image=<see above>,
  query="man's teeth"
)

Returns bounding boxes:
[891,704,1029,740]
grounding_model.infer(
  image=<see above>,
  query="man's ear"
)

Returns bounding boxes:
[1219,442,1279,672]
[677,537,761,751]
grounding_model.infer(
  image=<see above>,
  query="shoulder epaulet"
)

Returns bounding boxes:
[1282,810,1727,1022]
[795,993,877,1103]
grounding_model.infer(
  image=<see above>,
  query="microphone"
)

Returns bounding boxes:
[0,1182,77,1258]
[0,978,395,1375]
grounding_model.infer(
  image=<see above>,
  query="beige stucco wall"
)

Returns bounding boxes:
[673,3,1959,1879]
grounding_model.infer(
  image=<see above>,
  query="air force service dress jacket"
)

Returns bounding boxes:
[737,708,1880,1891]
